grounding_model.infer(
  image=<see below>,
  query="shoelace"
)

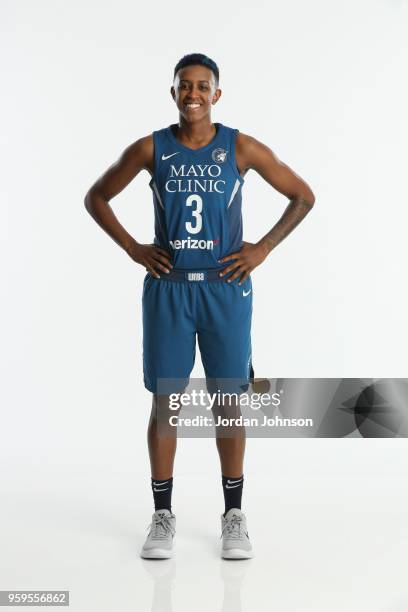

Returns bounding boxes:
[147,513,175,540]
[221,514,246,540]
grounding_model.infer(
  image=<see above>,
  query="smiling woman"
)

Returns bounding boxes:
[84,51,314,562]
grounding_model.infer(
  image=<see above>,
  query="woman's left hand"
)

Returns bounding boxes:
[218,241,269,285]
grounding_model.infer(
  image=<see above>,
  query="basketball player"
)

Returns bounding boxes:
[84,53,315,559]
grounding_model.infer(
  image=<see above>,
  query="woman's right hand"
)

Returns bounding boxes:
[125,240,173,278]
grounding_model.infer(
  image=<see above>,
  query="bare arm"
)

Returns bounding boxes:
[84,136,173,278]
[219,133,315,284]
[238,132,315,251]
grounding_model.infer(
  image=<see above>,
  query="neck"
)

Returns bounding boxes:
[175,116,216,146]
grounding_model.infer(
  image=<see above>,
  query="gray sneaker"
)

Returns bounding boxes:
[141,509,176,559]
[221,508,254,559]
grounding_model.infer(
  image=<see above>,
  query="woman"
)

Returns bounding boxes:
[84,53,315,559]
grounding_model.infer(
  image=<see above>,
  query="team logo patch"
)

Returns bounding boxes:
[212,148,227,163]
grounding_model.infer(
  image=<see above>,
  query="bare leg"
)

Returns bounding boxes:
[147,393,179,480]
[212,394,246,477]
[216,434,246,477]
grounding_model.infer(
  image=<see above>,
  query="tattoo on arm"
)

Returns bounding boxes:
[260,197,313,253]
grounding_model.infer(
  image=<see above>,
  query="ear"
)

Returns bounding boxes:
[212,89,222,105]
[170,86,176,101]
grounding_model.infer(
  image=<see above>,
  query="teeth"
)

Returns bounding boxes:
[186,104,200,108]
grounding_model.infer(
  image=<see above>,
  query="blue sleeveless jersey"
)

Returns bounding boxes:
[149,123,245,270]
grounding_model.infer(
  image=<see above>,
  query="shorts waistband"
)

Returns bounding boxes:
[152,268,230,283]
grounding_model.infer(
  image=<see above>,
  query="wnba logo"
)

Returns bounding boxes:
[212,148,227,163]
[187,273,205,281]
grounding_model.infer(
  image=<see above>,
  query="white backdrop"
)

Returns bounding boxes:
[2,1,408,610]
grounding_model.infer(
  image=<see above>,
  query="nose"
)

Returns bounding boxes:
[184,84,202,98]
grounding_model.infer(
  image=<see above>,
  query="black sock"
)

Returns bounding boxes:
[222,474,244,516]
[151,477,173,512]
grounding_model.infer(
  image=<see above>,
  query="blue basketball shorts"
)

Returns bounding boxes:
[142,268,253,395]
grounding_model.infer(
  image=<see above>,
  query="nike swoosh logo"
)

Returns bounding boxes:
[161,152,180,160]
[153,481,169,486]
[153,487,169,492]
[227,479,243,484]
[226,484,242,489]
[243,289,251,297]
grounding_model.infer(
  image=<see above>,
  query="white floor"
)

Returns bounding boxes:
[1,439,407,611]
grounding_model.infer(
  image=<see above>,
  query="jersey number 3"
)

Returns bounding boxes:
[185,194,203,234]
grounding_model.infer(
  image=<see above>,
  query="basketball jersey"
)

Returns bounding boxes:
[149,123,245,270]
